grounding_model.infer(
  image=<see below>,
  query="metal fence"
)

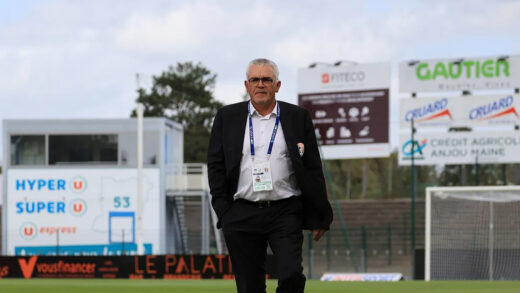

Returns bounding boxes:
[302,223,416,279]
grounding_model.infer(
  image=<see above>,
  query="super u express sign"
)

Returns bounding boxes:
[399,55,520,92]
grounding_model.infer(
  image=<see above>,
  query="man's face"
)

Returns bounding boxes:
[245,64,281,107]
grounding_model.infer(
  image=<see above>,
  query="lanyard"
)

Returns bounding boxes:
[248,102,281,160]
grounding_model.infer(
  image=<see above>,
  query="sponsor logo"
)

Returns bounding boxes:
[16,201,66,214]
[15,176,87,193]
[69,199,87,216]
[469,95,519,121]
[18,256,38,279]
[404,98,452,123]
[16,179,66,191]
[69,176,87,193]
[0,265,8,278]
[321,73,330,84]
[35,261,96,275]
[17,256,96,279]
[40,226,77,236]
[402,139,427,157]
[415,59,510,81]
[16,199,86,215]
[320,71,365,84]
[19,222,38,240]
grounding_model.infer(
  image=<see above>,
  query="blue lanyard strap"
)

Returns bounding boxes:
[248,102,281,159]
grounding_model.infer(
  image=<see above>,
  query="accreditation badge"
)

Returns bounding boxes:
[252,160,273,192]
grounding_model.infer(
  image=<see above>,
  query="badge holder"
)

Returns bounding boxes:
[248,102,279,193]
[252,159,273,192]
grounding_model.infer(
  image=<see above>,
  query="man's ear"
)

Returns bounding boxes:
[275,80,281,93]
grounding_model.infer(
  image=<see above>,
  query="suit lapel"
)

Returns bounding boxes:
[279,102,298,160]
[230,101,249,167]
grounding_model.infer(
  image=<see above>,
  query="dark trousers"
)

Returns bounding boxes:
[222,197,306,293]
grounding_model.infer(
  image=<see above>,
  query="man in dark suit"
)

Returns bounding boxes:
[207,58,333,293]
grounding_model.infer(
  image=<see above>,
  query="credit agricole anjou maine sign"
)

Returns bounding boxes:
[399,55,520,93]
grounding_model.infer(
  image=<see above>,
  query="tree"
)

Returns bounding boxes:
[324,150,439,200]
[131,62,223,162]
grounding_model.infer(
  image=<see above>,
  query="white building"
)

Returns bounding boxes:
[2,118,191,256]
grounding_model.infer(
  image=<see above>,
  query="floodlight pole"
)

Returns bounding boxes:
[489,201,494,281]
[410,118,416,279]
[137,103,144,255]
[502,164,507,185]
[475,154,480,186]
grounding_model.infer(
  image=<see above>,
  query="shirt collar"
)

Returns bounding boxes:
[249,100,278,118]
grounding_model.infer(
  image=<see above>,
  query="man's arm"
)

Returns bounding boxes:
[207,109,231,225]
[302,108,333,232]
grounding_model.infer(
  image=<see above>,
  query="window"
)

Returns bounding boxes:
[10,135,45,165]
[49,135,118,165]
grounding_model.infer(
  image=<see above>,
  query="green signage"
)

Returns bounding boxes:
[416,59,510,81]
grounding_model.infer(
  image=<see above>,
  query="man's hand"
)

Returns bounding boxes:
[312,229,326,241]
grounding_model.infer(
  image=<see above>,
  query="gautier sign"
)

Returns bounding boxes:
[399,55,520,92]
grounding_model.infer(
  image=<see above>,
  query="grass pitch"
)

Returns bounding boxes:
[0,279,520,293]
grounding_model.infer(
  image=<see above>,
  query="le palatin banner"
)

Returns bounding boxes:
[0,255,277,279]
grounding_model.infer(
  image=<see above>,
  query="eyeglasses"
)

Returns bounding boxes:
[247,77,275,86]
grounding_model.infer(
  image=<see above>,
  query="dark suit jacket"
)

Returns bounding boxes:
[207,101,333,230]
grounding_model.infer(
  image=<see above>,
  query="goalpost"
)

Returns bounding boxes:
[425,186,520,281]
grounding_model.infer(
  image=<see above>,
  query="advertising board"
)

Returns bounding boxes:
[320,273,403,282]
[298,63,391,159]
[6,169,161,255]
[399,55,520,93]
[0,254,279,279]
[400,94,520,128]
[398,131,520,165]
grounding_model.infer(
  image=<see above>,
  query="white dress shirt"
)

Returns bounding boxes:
[233,101,302,201]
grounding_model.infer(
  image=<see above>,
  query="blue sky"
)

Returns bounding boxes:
[0,0,519,161]
[0,0,44,25]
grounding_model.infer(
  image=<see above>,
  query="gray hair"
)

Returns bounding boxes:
[246,58,279,80]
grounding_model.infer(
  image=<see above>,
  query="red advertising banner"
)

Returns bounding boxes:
[0,255,277,279]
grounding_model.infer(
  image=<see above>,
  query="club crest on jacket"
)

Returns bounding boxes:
[297,143,304,157]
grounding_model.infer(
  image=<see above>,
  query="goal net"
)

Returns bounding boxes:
[425,186,520,281]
